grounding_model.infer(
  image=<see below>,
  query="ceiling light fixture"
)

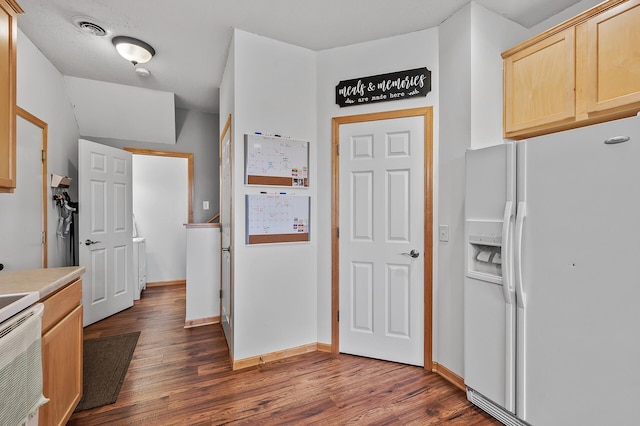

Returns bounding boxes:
[112,36,155,65]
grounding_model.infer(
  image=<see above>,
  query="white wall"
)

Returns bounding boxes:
[64,76,176,144]
[438,4,472,376]
[0,117,43,270]
[15,29,80,267]
[92,108,220,223]
[529,0,602,34]
[316,29,440,345]
[230,29,318,360]
[185,226,221,321]
[438,2,530,376]
[219,33,235,132]
[132,155,188,282]
[470,3,530,149]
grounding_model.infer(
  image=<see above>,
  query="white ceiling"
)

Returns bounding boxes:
[16,0,583,114]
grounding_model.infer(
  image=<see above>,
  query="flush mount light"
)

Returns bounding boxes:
[112,36,155,65]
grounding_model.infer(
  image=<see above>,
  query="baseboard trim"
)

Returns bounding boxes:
[317,343,332,353]
[432,362,465,391]
[146,280,186,287]
[184,316,220,328]
[232,343,319,370]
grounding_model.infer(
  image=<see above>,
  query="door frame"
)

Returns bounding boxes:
[16,106,48,268]
[123,148,194,223]
[331,106,433,369]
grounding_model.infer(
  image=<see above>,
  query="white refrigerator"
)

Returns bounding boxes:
[464,115,640,426]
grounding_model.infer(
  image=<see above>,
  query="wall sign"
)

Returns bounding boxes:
[335,67,431,107]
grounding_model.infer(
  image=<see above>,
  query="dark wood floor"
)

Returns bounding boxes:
[68,285,499,425]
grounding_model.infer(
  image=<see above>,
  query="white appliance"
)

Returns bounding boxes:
[133,237,147,300]
[464,115,640,426]
[0,302,47,426]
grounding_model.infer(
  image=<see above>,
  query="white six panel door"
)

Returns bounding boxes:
[220,123,233,350]
[79,139,133,326]
[339,116,424,366]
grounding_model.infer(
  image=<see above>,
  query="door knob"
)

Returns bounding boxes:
[84,239,101,246]
[401,249,420,258]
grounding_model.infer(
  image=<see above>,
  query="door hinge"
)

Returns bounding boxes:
[336,144,340,156]
[337,310,340,322]
[41,150,46,162]
[219,289,223,299]
[42,231,46,244]
[337,227,339,238]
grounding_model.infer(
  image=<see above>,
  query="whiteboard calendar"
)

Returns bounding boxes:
[244,134,309,187]
[246,194,310,244]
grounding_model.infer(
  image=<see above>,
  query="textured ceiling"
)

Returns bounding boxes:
[17,0,584,113]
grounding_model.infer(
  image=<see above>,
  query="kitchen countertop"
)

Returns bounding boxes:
[0,266,85,300]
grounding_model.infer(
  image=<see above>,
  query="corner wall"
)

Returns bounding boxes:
[437,2,529,376]
[230,29,318,361]
[438,4,472,377]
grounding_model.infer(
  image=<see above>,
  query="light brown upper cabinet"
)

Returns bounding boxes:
[503,29,576,137]
[585,1,640,114]
[0,0,21,193]
[503,0,640,139]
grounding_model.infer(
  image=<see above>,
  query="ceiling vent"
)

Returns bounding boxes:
[72,16,107,37]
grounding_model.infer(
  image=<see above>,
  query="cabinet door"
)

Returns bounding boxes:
[40,305,83,426]
[504,28,575,137]
[0,0,19,192]
[586,0,640,114]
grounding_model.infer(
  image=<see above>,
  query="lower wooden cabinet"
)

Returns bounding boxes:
[39,280,83,426]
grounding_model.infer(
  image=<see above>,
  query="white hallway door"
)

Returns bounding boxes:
[220,116,233,350]
[79,139,134,326]
[339,114,425,366]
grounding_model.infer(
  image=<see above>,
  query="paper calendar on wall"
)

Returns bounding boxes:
[246,194,310,244]
[244,134,309,187]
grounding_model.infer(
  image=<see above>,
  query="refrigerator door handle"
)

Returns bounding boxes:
[515,201,527,309]
[501,201,515,305]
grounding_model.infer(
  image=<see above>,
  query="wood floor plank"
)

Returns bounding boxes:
[67,285,499,425]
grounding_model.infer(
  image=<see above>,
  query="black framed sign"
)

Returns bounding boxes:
[335,67,431,107]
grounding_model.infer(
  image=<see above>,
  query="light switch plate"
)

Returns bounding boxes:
[439,224,449,242]
[203,200,210,210]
